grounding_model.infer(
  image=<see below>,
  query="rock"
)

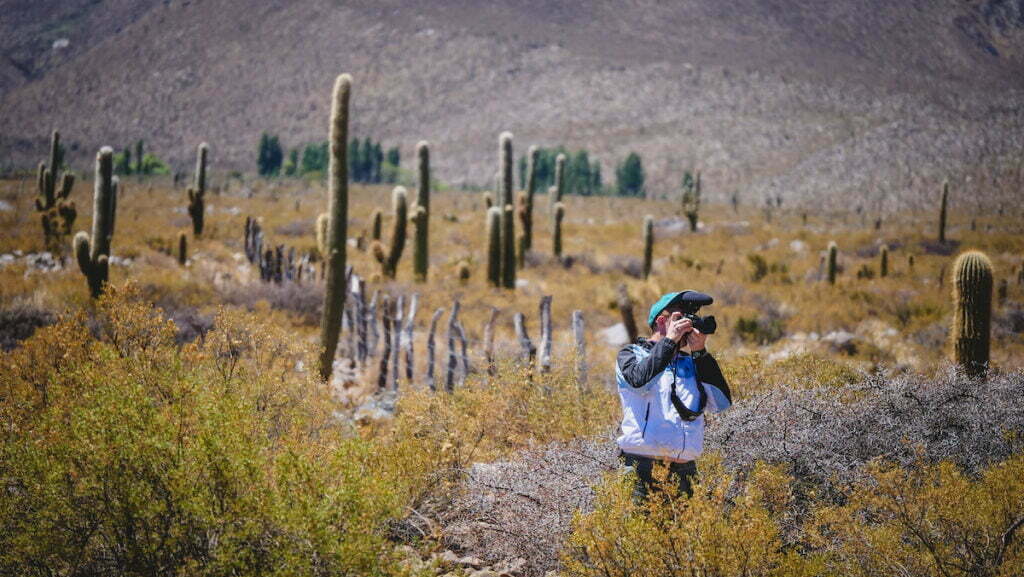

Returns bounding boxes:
[789,239,807,253]
[469,570,499,577]
[822,330,858,355]
[493,557,527,576]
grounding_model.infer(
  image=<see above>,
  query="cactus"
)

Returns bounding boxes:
[879,244,889,278]
[456,260,471,284]
[316,212,329,257]
[827,241,838,285]
[187,142,209,236]
[516,190,528,268]
[951,251,993,378]
[74,147,117,298]
[499,132,516,288]
[938,181,948,244]
[370,208,383,241]
[997,278,1008,306]
[908,254,915,271]
[483,191,494,210]
[551,153,566,211]
[486,206,502,287]
[177,231,188,265]
[522,145,539,252]
[553,202,565,258]
[643,215,654,279]
[317,74,351,382]
[35,130,77,252]
[372,186,408,279]
[681,170,701,232]
[413,141,430,281]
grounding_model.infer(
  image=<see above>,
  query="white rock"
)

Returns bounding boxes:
[599,322,630,346]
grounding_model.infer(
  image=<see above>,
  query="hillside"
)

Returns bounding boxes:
[2,0,1024,209]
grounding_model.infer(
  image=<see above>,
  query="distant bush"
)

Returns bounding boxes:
[735,315,785,344]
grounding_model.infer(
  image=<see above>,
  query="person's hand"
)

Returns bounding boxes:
[665,312,691,343]
[685,326,707,352]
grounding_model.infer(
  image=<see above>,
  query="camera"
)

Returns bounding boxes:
[683,312,717,335]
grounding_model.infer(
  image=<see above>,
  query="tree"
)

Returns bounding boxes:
[616,152,645,197]
[283,149,298,177]
[300,142,328,175]
[384,146,400,183]
[257,133,283,177]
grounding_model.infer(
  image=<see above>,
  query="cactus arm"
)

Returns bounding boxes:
[414,141,430,280]
[486,206,502,286]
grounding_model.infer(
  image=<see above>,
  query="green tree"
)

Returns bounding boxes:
[283,149,298,177]
[300,142,328,175]
[257,133,283,177]
[616,152,645,197]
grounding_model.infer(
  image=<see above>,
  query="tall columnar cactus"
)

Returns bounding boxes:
[551,153,565,211]
[486,206,502,287]
[372,186,408,279]
[177,231,188,266]
[74,147,117,298]
[317,74,351,382]
[938,181,948,244]
[413,140,430,281]
[499,132,516,288]
[827,241,838,285]
[35,130,77,252]
[522,145,539,252]
[879,244,889,278]
[951,250,993,378]
[643,215,654,279]
[681,170,701,232]
[187,142,209,236]
[553,202,565,258]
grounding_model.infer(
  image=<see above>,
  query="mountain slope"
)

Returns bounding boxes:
[1,0,1023,209]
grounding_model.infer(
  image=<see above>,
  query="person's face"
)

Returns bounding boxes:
[654,306,687,332]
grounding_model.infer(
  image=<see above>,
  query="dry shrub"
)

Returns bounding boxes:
[0,299,56,351]
[218,280,324,325]
[0,284,407,576]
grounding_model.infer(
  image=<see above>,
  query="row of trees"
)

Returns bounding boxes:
[112,140,170,176]
[257,133,400,183]
[514,147,648,197]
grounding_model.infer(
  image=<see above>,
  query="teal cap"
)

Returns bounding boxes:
[646,290,714,328]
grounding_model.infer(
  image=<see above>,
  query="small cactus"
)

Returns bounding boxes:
[372,186,408,279]
[908,254,915,271]
[879,244,889,278]
[177,231,188,266]
[486,206,502,287]
[951,250,993,378]
[318,74,351,382]
[643,215,654,279]
[413,141,430,281]
[35,130,77,252]
[74,147,117,298]
[997,278,1008,305]
[522,145,538,252]
[553,202,565,258]
[827,241,838,285]
[552,153,566,211]
[370,208,383,241]
[316,212,329,257]
[516,190,528,268]
[938,181,948,244]
[499,132,516,288]
[483,191,494,210]
[187,143,209,236]
[681,170,701,232]
[456,260,471,284]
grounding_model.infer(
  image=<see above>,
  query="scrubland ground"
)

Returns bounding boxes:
[1,175,1023,576]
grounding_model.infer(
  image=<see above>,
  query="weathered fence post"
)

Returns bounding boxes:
[390,295,404,390]
[456,321,470,381]
[446,301,462,392]
[368,290,380,356]
[353,277,367,365]
[403,293,419,383]
[539,296,553,374]
[617,284,638,344]
[514,312,536,383]
[378,295,392,390]
[426,307,445,391]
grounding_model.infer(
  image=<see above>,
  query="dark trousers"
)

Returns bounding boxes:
[620,452,698,501]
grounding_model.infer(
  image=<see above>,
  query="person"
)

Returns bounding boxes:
[615,290,732,500]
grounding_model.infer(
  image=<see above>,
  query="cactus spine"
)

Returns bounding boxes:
[317,74,351,382]
[413,141,430,281]
[938,181,948,244]
[879,244,889,278]
[553,202,565,258]
[372,186,408,279]
[35,130,77,252]
[522,145,538,252]
[951,250,993,378]
[499,132,516,288]
[486,206,502,287]
[187,143,208,236]
[827,241,838,285]
[177,231,188,265]
[643,215,654,279]
[74,147,117,298]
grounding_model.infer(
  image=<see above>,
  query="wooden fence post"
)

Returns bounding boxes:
[539,295,552,374]
[446,300,461,392]
[484,307,499,377]
[377,294,392,390]
[426,307,445,391]
[403,293,419,383]
[572,310,587,387]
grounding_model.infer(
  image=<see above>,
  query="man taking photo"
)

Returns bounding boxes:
[615,290,732,499]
